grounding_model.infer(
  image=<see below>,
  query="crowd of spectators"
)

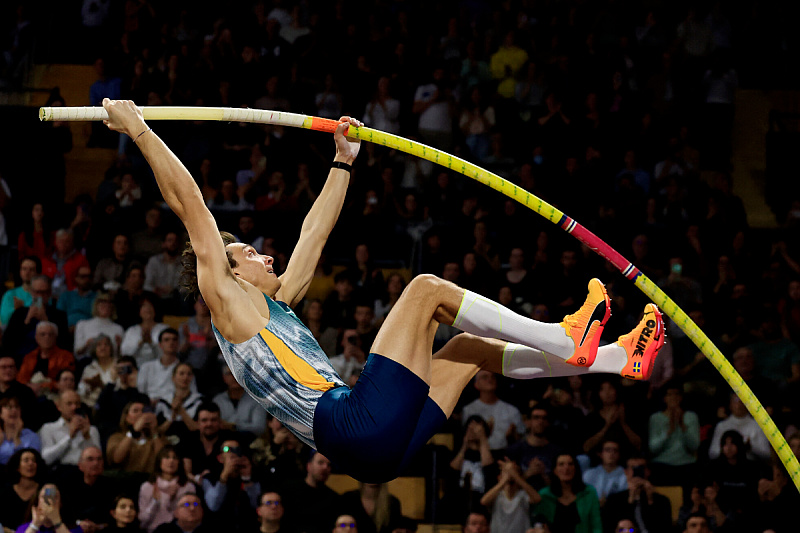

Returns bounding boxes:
[1,1,800,533]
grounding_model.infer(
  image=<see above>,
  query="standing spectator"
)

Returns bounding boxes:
[138,445,197,533]
[647,382,700,486]
[480,459,540,533]
[57,264,97,334]
[0,256,40,329]
[143,231,183,314]
[106,400,165,474]
[137,329,182,402]
[532,454,601,533]
[0,448,47,530]
[152,494,210,533]
[38,389,101,468]
[707,393,771,463]
[120,295,169,366]
[4,275,70,360]
[61,446,116,532]
[42,229,90,301]
[461,370,525,452]
[0,356,39,429]
[73,292,124,359]
[603,455,673,533]
[16,321,75,395]
[0,396,41,464]
[581,439,628,506]
[77,334,117,408]
[94,234,132,293]
[213,364,267,437]
[282,452,342,533]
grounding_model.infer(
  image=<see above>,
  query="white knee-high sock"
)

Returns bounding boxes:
[453,289,575,360]
[501,342,627,379]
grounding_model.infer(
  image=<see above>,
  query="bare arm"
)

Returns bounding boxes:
[275,117,362,307]
[102,99,261,339]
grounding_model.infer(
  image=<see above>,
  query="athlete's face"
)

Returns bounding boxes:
[227,243,281,295]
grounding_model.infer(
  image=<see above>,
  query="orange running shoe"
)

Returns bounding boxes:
[618,303,665,380]
[561,278,611,367]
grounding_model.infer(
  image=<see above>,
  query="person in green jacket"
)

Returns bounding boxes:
[532,453,602,533]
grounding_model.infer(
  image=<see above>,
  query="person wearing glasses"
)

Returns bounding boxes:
[256,492,288,533]
[202,438,261,532]
[333,515,358,533]
[614,518,636,533]
[152,494,208,533]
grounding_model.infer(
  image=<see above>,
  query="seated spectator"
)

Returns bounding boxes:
[143,231,182,314]
[120,295,169,366]
[0,256,40,330]
[706,429,763,530]
[333,515,360,533]
[582,378,642,459]
[248,416,307,488]
[106,494,142,533]
[603,455,673,533]
[647,382,700,486]
[73,292,124,359]
[202,438,261,532]
[532,453,600,533]
[329,328,367,387]
[60,446,116,532]
[17,321,76,396]
[137,329,182,402]
[255,491,288,533]
[37,369,82,425]
[17,204,54,265]
[95,356,150,441]
[182,401,228,482]
[213,364,267,437]
[301,299,337,357]
[106,400,165,475]
[0,448,47,530]
[707,393,771,463]
[282,452,342,533]
[4,275,70,361]
[676,479,727,532]
[178,297,219,391]
[480,459,539,533]
[0,356,40,430]
[448,414,494,512]
[154,363,202,444]
[461,511,489,533]
[462,370,525,452]
[139,445,198,533]
[342,482,402,533]
[114,264,158,330]
[322,272,356,329]
[94,234,133,293]
[130,207,166,262]
[42,228,90,301]
[581,438,628,506]
[152,494,210,533]
[16,483,84,533]
[78,334,117,408]
[373,273,405,328]
[56,264,97,334]
[38,390,101,469]
[756,458,799,533]
[506,404,562,490]
[682,513,710,533]
[0,396,41,464]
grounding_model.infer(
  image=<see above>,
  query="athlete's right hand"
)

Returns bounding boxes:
[102,99,148,140]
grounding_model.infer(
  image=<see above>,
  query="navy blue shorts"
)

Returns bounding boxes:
[313,353,447,482]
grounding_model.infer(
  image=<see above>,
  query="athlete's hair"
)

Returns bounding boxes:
[180,231,238,301]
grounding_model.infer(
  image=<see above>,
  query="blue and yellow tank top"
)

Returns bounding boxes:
[212,295,345,449]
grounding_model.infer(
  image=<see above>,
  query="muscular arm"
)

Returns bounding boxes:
[276,118,362,307]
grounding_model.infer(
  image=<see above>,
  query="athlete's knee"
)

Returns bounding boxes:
[405,274,447,298]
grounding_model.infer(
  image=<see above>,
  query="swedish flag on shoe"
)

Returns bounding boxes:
[561,278,611,367]
[618,303,665,380]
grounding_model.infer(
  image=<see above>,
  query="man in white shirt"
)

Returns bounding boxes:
[212,365,267,436]
[137,328,181,402]
[461,370,524,451]
[39,389,101,467]
[708,393,771,463]
[582,438,628,505]
[328,328,366,387]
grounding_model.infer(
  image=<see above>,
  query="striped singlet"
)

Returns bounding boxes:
[212,295,345,449]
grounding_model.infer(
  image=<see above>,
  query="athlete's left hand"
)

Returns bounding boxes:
[333,116,363,165]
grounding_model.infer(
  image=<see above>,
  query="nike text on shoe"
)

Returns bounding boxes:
[561,278,611,367]
[618,303,665,380]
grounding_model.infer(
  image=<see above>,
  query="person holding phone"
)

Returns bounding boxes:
[38,390,101,469]
[201,438,261,532]
[106,400,165,475]
[18,484,83,533]
[603,455,673,533]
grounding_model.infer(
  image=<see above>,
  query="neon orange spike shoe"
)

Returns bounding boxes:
[561,278,611,367]
[618,304,665,380]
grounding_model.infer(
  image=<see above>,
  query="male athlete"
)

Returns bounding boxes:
[101,99,665,482]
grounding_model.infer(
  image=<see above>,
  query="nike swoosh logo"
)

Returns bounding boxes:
[579,300,608,347]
